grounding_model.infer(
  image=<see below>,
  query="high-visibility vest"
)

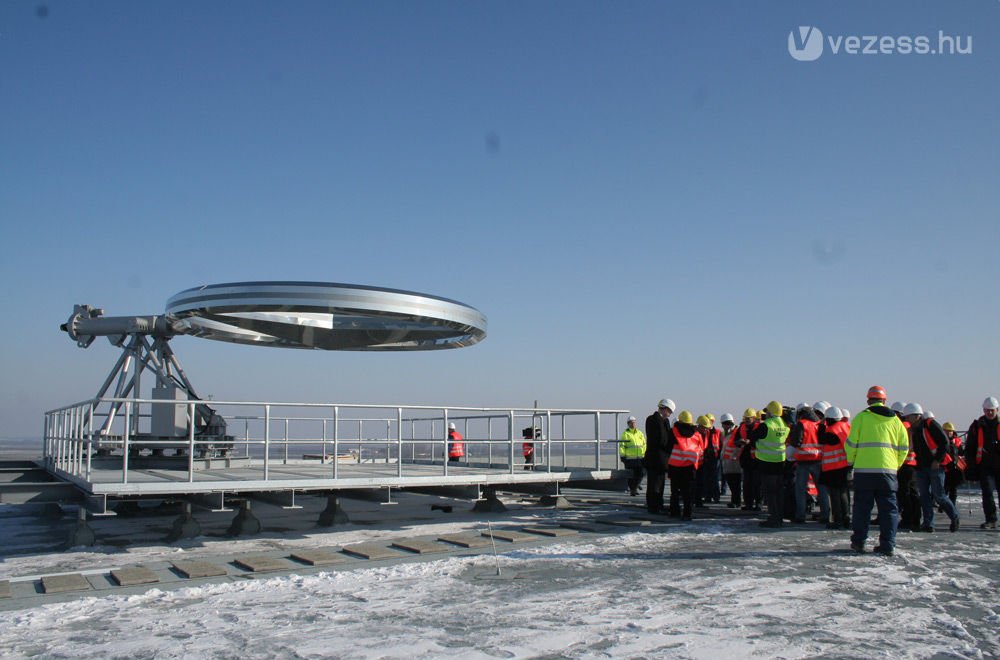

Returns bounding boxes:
[721,431,741,461]
[702,428,721,454]
[756,416,789,463]
[821,420,850,472]
[922,425,952,466]
[973,421,1000,465]
[900,419,917,466]
[619,427,647,459]
[794,418,822,462]
[667,427,703,469]
[448,431,465,458]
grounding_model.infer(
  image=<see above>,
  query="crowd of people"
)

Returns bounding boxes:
[617,387,1000,556]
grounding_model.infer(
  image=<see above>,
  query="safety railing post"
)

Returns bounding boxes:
[283,417,289,465]
[562,415,567,468]
[333,406,339,478]
[546,410,553,473]
[123,401,131,485]
[263,404,270,481]
[86,402,94,480]
[509,410,515,474]
[595,411,601,470]
[397,407,403,478]
[443,409,449,476]
[188,402,196,483]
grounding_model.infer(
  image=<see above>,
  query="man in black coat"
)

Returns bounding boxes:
[644,398,675,514]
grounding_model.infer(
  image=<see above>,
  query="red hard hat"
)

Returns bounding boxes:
[867,385,887,401]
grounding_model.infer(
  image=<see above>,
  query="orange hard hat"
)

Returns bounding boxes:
[867,385,887,401]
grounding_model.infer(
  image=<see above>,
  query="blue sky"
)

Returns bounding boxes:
[1,1,997,438]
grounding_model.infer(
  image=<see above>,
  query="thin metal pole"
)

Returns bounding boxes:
[443,409,449,476]
[333,406,339,478]
[397,407,403,478]
[123,401,131,485]
[263,404,270,481]
[562,415,567,467]
[86,402,93,480]
[188,402,195,483]
[509,410,515,474]
[546,410,553,473]
[595,411,601,470]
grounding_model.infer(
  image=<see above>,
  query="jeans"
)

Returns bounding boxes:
[980,468,999,523]
[795,461,828,522]
[915,466,959,527]
[851,478,899,551]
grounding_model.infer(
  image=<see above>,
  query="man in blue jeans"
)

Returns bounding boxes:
[903,404,960,532]
[846,386,910,556]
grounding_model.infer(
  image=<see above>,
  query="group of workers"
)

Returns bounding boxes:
[618,387,1000,556]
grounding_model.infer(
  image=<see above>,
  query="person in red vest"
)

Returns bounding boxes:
[965,396,1000,529]
[735,408,761,511]
[789,403,828,525]
[818,406,851,529]
[696,414,721,506]
[522,426,539,470]
[904,404,960,532]
[447,422,464,463]
[668,411,704,520]
[942,422,964,506]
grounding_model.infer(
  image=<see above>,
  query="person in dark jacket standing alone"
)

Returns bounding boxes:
[966,396,1000,529]
[644,398,675,514]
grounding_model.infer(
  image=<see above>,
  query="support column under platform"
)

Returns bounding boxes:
[226,500,261,537]
[317,493,350,526]
[166,501,202,542]
[65,507,96,549]
[472,487,507,513]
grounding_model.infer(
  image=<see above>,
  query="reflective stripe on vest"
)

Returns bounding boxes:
[821,421,849,472]
[448,431,464,458]
[756,416,789,463]
[668,428,703,468]
[721,431,740,461]
[903,419,916,466]
[619,428,646,459]
[794,418,822,462]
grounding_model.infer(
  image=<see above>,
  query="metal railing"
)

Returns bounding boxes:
[43,398,629,487]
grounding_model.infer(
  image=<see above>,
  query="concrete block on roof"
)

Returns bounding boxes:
[0,580,9,599]
[482,529,535,543]
[110,567,159,587]
[522,525,579,537]
[595,517,651,527]
[233,555,289,573]
[172,560,228,579]
[290,549,349,567]
[438,533,494,549]
[341,543,406,560]
[559,521,615,533]
[391,537,450,554]
[42,573,91,594]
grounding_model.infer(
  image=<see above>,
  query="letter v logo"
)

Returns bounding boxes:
[788,26,824,61]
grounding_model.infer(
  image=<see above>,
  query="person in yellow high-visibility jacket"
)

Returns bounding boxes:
[846,385,910,556]
[620,416,647,496]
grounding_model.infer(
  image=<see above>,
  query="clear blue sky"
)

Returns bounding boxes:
[1,1,997,439]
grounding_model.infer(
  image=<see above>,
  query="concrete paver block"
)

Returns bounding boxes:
[559,521,615,533]
[110,567,160,587]
[595,517,651,527]
[0,580,9,599]
[290,549,349,566]
[233,555,289,573]
[438,533,494,549]
[482,529,535,543]
[522,525,579,537]
[341,543,406,560]
[391,537,451,554]
[42,573,91,594]
[172,560,228,579]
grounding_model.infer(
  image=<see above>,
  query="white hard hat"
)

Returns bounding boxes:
[923,410,935,420]
[841,408,850,419]
[448,422,456,430]
[890,401,905,414]
[795,402,809,413]
[720,413,735,424]
[813,401,830,414]
[658,398,675,412]
[627,416,637,422]
[984,396,999,411]
[903,402,923,417]
[825,406,842,421]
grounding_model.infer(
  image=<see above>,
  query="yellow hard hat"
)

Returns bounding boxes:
[743,407,757,420]
[696,415,711,428]
[706,413,716,422]
[677,410,694,425]
[943,422,955,432]
[765,401,783,417]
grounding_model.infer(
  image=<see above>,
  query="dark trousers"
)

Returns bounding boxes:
[980,468,1000,523]
[725,473,742,507]
[761,472,784,523]
[646,470,666,513]
[828,485,850,527]
[742,464,761,509]
[852,480,899,551]
[668,465,696,518]
[622,458,645,494]
[697,455,720,504]
[944,467,962,505]
[897,465,921,531]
